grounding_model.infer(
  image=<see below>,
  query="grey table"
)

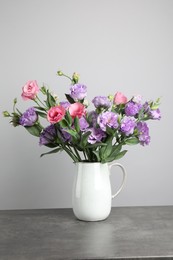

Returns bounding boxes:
[0,206,173,260]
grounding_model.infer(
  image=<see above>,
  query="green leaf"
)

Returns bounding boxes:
[36,111,47,118]
[106,126,115,136]
[40,147,62,157]
[114,150,127,160]
[65,110,73,126]
[125,137,139,145]
[65,94,75,104]
[46,91,56,108]
[74,117,80,133]
[34,106,47,111]
[64,129,79,139]
[92,151,101,162]
[86,142,107,149]
[59,119,69,128]
[80,131,91,148]
[100,137,113,161]
[25,125,41,137]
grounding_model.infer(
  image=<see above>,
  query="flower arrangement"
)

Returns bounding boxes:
[3,71,161,163]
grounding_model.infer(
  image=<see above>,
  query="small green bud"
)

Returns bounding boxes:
[72,72,80,83]
[108,95,114,101]
[2,111,10,117]
[57,71,63,76]
[13,98,17,104]
[40,85,47,95]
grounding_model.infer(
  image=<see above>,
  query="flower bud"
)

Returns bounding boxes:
[2,111,10,117]
[108,95,114,101]
[57,71,63,76]
[72,72,80,83]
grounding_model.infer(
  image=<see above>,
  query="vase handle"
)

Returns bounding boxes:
[109,162,127,199]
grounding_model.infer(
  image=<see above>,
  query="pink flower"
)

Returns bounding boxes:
[47,106,65,124]
[21,80,39,100]
[69,103,86,119]
[114,92,128,105]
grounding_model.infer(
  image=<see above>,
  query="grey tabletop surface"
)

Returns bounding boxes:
[0,206,173,260]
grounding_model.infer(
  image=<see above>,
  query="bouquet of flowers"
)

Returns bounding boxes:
[3,71,161,163]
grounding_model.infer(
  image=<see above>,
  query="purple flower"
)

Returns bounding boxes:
[60,101,70,110]
[137,122,150,146]
[88,111,98,127]
[125,101,142,116]
[39,125,57,145]
[120,116,136,136]
[92,96,111,109]
[98,112,119,131]
[70,84,87,100]
[149,109,161,120]
[88,128,106,144]
[79,117,89,131]
[19,107,38,126]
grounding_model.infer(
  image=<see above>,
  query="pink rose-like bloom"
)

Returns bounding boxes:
[114,92,128,105]
[47,106,65,124]
[21,80,39,100]
[69,102,86,119]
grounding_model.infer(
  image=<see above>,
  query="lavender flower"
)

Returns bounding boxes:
[149,109,161,120]
[19,107,38,126]
[125,101,142,116]
[60,101,70,110]
[70,84,87,100]
[137,122,150,146]
[120,116,136,136]
[88,128,106,144]
[79,117,89,131]
[92,96,111,109]
[98,112,119,131]
[39,125,57,145]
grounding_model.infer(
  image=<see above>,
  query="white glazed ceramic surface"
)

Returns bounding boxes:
[72,162,126,221]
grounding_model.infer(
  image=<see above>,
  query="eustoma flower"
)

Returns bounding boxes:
[69,103,86,119]
[137,122,150,146]
[19,107,38,126]
[70,84,87,100]
[21,80,39,100]
[114,92,128,105]
[47,106,65,124]
[87,128,106,144]
[92,96,111,109]
[98,112,119,131]
[120,116,136,136]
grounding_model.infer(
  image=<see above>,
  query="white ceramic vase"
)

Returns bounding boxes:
[72,162,126,221]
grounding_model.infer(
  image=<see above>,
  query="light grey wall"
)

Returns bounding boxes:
[0,0,172,209]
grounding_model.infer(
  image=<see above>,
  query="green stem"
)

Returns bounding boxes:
[62,145,79,162]
[35,96,47,109]
[73,147,82,161]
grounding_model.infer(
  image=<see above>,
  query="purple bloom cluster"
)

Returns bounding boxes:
[92,96,111,109]
[125,101,142,116]
[79,117,89,131]
[98,112,119,131]
[88,128,106,144]
[137,122,150,146]
[19,107,38,126]
[39,125,57,145]
[70,84,87,100]
[149,109,161,120]
[120,116,136,136]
